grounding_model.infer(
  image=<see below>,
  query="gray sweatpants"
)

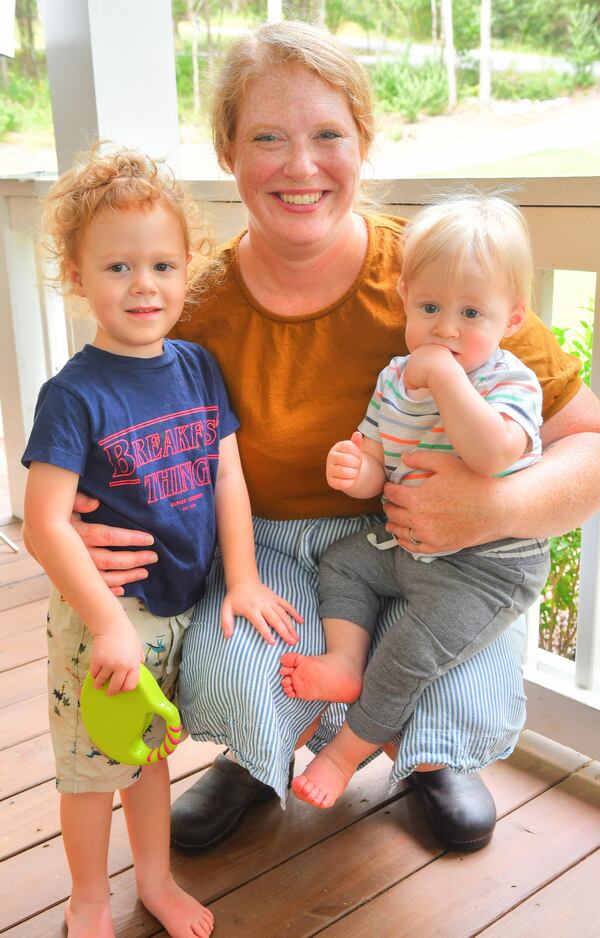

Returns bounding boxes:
[318,524,550,744]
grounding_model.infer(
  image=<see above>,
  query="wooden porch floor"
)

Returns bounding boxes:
[1,500,600,937]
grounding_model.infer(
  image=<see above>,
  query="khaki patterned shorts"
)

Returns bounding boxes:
[47,588,191,794]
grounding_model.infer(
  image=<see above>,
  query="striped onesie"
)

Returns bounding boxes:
[361,346,543,555]
[318,347,551,743]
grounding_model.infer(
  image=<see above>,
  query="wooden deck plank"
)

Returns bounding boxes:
[0,625,47,672]
[0,576,51,612]
[1,754,405,934]
[0,521,23,542]
[0,555,43,586]
[0,734,583,934]
[479,848,600,937]
[475,730,589,818]
[0,740,221,863]
[0,692,47,750]
[0,597,48,640]
[185,747,594,938]
[0,735,56,799]
[318,763,600,938]
[0,659,46,708]
[0,545,27,566]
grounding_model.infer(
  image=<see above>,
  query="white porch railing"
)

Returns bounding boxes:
[1,174,599,757]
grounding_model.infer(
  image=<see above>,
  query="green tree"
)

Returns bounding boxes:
[15,0,39,78]
[566,3,600,87]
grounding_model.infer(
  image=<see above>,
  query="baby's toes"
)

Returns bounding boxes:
[280,651,298,669]
[281,676,296,697]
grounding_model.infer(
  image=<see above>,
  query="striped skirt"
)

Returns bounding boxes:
[179,514,527,803]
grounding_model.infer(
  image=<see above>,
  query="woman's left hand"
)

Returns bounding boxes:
[383,450,504,554]
[221,580,303,645]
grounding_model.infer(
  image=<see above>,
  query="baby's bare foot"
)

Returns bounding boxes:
[139,874,214,938]
[65,896,115,938]
[280,652,363,702]
[291,749,354,808]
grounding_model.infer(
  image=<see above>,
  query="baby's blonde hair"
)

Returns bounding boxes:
[401,192,533,304]
[212,20,375,169]
[42,146,213,305]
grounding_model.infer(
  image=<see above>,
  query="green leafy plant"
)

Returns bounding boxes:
[370,55,448,122]
[566,3,600,88]
[491,69,574,100]
[540,312,593,659]
[0,101,19,138]
[0,58,53,140]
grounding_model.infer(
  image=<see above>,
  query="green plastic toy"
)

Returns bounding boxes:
[80,664,183,766]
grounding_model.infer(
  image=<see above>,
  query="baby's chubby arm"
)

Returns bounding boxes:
[215,433,303,646]
[326,431,386,499]
[24,463,143,695]
[404,345,528,476]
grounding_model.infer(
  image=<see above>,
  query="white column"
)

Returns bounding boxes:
[575,272,600,694]
[479,0,492,106]
[534,268,555,327]
[441,0,457,110]
[0,196,49,519]
[40,0,180,174]
[267,0,283,24]
[0,0,16,57]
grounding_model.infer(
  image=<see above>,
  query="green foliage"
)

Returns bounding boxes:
[370,55,448,123]
[370,58,577,123]
[15,0,39,76]
[342,0,600,62]
[293,0,406,39]
[540,312,594,660]
[172,0,188,21]
[540,526,581,659]
[175,46,205,96]
[492,0,572,54]
[566,4,600,88]
[324,0,345,33]
[451,0,481,57]
[491,69,575,100]
[0,101,19,138]
[0,58,53,140]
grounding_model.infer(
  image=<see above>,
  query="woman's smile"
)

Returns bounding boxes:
[273,189,327,210]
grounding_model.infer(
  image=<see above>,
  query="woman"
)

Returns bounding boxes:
[70,21,600,853]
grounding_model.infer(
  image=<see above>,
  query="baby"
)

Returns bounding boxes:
[280,193,550,808]
[23,147,300,937]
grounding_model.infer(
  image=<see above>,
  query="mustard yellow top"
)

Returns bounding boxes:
[173,214,581,520]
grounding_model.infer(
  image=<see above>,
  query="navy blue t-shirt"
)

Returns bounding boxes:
[22,340,239,616]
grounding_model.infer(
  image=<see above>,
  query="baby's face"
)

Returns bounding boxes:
[68,200,189,358]
[401,257,525,374]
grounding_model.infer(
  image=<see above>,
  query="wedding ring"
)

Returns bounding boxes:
[408,528,421,546]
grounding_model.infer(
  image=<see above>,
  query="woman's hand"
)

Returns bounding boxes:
[326,431,364,492]
[221,580,303,646]
[90,624,144,696]
[384,450,504,554]
[71,493,158,595]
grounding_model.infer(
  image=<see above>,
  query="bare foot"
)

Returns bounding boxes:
[65,896,115,938]
[139,874,214,938]
[280,651,363,702]
[291,748,355,808]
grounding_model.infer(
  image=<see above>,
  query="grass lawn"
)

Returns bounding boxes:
[426,144,600,179]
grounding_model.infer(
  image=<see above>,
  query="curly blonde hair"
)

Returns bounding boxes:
[42,146,216,311]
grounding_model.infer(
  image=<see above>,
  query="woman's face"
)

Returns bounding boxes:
[227,64,364,255]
